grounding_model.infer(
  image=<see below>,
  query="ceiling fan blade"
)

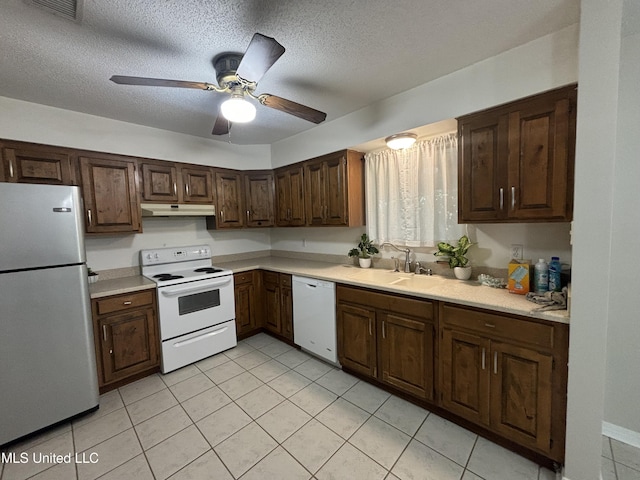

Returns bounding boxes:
[110,75,215,90]
[261,95,327,124]
[212,114,230,135]
[236,33,285,84]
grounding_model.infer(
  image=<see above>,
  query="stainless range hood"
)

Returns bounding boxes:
[141,203,215,217]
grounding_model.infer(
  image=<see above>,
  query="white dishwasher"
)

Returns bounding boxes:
[292,275,337,363]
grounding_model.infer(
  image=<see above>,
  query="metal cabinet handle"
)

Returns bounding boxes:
[499,188,504,210]
[368,318,372,336]
[511,186,516,210]
[494,351,498,374]
[123,301,132,305]
[220,210,224,222]
[382,320,386,339]
[8,159,14,178]
[87,209,92,226]
[102,325,107,342]
[173,182,177,196]
[246,210,250,222]
[185,183,190,197]
[481,348,486,370]
[484,323,495,328]
[287,208,291,221]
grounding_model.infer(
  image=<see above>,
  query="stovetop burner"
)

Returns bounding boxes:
[153,273,185,281]
[194,267,224,274]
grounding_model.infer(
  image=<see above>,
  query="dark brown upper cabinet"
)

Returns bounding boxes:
[139,159,214,204]
[244,171,275,227]
[458,84,577,223]
[274,164,305,227]
[1,140,77,185]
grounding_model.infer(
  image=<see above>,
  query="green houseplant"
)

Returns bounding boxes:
[348,233,379,268]
[434,235,474,279]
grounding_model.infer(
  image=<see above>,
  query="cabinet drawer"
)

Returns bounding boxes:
[96,290,154,315]
[337,285,433,321]
[234,271,254,285]
[440,303,554,349]
[262,271,279,285]
[279,274,292,288]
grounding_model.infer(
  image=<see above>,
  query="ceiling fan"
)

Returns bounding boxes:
[110,33,327,135]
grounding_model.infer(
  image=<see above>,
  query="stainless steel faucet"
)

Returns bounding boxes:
[414,262,433,275]
[380,242,411,273]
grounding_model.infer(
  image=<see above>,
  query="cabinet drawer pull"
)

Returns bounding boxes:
[87,209,92,226]
[8,159,14,178]
[481,348,486,370]
[484,323,496,328]
[123,301,132,305]
[102,325,107,342]
[511,186,516,210]
[494,351,498,374]
[499,188,504,210]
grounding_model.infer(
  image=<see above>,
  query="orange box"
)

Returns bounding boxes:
[508,259,531,294]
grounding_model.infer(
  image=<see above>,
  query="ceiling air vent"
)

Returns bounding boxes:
[25,0,82,22]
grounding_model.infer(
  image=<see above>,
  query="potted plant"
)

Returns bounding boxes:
[434,235,474,279]
[348,233,379,268]
[87,267,99,284]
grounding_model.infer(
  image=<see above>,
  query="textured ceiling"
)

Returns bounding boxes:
[0,0,579,145]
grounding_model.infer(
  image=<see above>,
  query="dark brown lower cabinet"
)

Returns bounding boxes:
[262,271,293,342]
[234,270,262,339]
[92,290,159,392]
[337,285,435,401]
[439,302,568,463]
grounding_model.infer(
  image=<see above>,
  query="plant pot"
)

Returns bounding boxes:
[358,257,372,268]
[88,273,99,284]
[454,266,472,280]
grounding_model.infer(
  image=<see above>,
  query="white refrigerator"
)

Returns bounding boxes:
[0,182,99,446]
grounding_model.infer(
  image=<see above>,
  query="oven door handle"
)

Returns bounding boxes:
[173,325,230,348]
[160,277,232,297]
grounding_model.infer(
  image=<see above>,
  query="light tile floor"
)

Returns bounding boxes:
[2,333,636,480]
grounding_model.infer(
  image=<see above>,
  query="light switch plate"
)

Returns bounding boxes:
[510,244,524,260]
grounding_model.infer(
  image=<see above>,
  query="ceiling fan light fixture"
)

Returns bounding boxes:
[385,132,417,150]
[221,95,256,123]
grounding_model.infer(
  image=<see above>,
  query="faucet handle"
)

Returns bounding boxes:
[414,262,421,274]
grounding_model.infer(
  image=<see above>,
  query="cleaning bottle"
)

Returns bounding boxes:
[534,258,549,294]
[548,256,562,292]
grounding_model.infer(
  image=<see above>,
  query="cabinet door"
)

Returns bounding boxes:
[98,307,159,384]
[490,341,553,452]
[244,172,274,227]
[234,280,256,337]
[280,285,293,341]
[324,155,348,225]
[2,145,76,185]
[440,329,491,425]
[80,155,141,234]
[182,166,214,204]
[263,279,281,334]
[215,170,244,228]
[337,303,377,377]
[304,161,326,225]
[379,312,434,400]
[507,95,573,220]
[458,114,509,222]
[288,166,306,226]
[140,161,179,203]
[275,170,292,226]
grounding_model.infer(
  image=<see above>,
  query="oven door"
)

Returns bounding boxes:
[157,275,235,340]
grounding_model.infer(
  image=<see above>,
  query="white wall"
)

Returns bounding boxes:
[85,218,271,270]
[603,0,640,438]
[564,0,623,478]
[0,96,271,170]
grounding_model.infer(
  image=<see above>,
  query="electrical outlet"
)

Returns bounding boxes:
[510,244,523,260]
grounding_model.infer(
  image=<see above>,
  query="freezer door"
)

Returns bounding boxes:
[0,183,86,271]
[0,264,99,445]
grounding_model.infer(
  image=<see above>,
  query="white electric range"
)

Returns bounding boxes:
[140,245,236,373]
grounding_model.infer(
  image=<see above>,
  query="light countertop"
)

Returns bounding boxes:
[217,257,570,324]
[89,275,156,299]
[89,257,569,324]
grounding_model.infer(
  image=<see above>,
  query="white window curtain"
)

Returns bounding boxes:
[365,132,464,247]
